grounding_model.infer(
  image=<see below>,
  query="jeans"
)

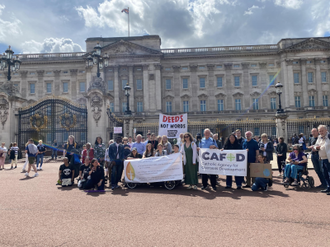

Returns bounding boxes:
[284,164,304,179]
[277,156,286,173]
[311,153,326,187]
[252,177,269,191]
[111,160,123,186]
[226,176,244,188]
[84,179,105,190]
[36,154,44,168]
[52,149,57,159]
[321,159,330,189]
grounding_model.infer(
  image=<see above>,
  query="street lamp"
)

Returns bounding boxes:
[85,43,109,78]
[124,83,132,115]
[275,82,284,113]
[0,46,21,81]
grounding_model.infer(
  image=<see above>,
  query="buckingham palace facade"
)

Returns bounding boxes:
[1,35,330,148]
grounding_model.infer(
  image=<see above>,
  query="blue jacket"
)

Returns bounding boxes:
[109,143,124,161]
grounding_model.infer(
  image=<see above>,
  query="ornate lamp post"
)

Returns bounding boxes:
[86,43,109,78]
[275,82,284,113]
[124,83,132,115]
[0,46,21,81]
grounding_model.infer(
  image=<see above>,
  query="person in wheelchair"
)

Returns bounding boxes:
[283,144,308,186]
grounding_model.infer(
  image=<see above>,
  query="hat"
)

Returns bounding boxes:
[132,147,137,151]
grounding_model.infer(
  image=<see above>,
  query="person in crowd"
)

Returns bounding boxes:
[25,139,39,177]
[157,135,162,145]
[314,125,330,194]
[213,134,223,149]
[197,128,218,191]
[242,131,259,188]
[254,135,260,143]
[128,136,134,148]
[22,142,29,172]
[36,140,46,171]
[9,142,19,169]
[283,144,308,186]
[144,132,151,145]
[181,132,198,190]
[142,136,145,142]
[109,136,124,190]
[195,133,202,148]
[251,154,273,191]
[63,135,78,164]
[292,134,299,145]
[161,135,172,154]
[143,143,155,158]
[94,136,106,166]
[83,158,105,191]
[58,157,74,186]
[308,128,327,188]
[298,133,306,151]
[132,134,146,155]
[82,142,94,164]
[81,144,86,157]
[276,137,288,177]
[177,133,184,146]
[0,142,8,170]
[104,140,113,185]
[127,147,142,159]
[155,143,167,156]
[51,139,58,160]
[235,129,245,148]
[78,157,91,189]
[222,134,243,189]
[148,133,158,150]
[259,133,274,163]
[123,137,131,159]
[173,144,180,153]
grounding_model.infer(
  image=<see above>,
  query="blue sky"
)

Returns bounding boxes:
[0,0,329,54]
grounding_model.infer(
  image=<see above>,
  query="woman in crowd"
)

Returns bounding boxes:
[251,154,273,191]
[127,147,142,159]
[9,142,19,169]
[298,133,306,151]
[155,143,167,156]
[283,144,308,186]
[104,140,113,185]
[22,142,29,172]
[78,157,91,189]
[94,136,106,166]
[259,133,274,163]
[82,142,94,164]
[180,132,198,190]
[157,136,162,145]
[0,142,7,170]
[222,134,243,189]
[143,143,154,158]
[148,133,158,150]
[84,158,105,191]
[36,140,46,170]
[177,133,184,146]
[276,137,287,176]
[64,135,79,164]
[122,137,131,159]
[161,135,172,155]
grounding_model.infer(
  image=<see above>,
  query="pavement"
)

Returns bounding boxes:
[0,157,330,247]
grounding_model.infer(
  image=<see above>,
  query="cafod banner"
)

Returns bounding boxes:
[124,153,183,183]
[158,113,188,139]
[199,149,248,176]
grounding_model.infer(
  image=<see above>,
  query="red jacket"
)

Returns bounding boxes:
[82,148,94,163]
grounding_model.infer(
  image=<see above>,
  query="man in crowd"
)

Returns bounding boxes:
[198,128,218,191]
[144,132,151,145]
[25,139,39,177]
[109,136,124,190]
[132,134,146,156]
[236,129,245,148]
[128,136,134,148]
[308,128,327,188]
[242,131,259,188]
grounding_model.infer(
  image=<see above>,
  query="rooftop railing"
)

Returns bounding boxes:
[17,52,86,59]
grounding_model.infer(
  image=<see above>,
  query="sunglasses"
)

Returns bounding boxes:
[184,136,189,138]
[293,149,298,150]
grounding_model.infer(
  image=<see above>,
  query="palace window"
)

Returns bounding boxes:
[217,77,223,88]
[308,72,313,83]
[309,95,315,107]
[252,98,259,110]
[294,73,299,84]
[323,95,328,107]
[235,99,241,110]
[166,79,171,90]
[137,102,143,112]
[234,64,240,68]
[200,100,206,112]
[63,82,68,93]
[79,82,85,92]
[182,78,188,89]
[234,76,240,87]
[217,99,224,111]
[321,72,327,82]
[166,101,172,113]
[110,102,114,112]
[136,79,142,90]
[271,127,276,136]
[270,98,276,110]
[295,96,301,108]
[108,80,114,91]
[216,65,222,68]
[251,64,257,67]
[199,77,206,88]
[252,75,257,86]
[46,83,52,93]
[254,128,260,136]
[269,75,275,86]
[122,79,128,90]
[122,102,127,112]
[183,101,189,112]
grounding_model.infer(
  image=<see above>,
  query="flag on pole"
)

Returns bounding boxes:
[121,8,129,14]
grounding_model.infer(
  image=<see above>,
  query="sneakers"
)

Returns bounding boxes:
[264,184,268,191]
[34,173,39,177]
[187,185,192,190]
[201,186,208,190]
[278,173,282,177]
[36,167,39,171]
[193,185,197,190]
[24,172,29,177]
[39,167,42,171]
[291,181,298,186]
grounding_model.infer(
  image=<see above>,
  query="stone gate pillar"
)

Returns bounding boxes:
[123,117,134,137]
[275,112,288,142]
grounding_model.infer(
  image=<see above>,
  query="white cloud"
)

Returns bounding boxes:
[274,0,303,9]
[244,5,262,15]
[0,5,23,44]
[21,38,83,54]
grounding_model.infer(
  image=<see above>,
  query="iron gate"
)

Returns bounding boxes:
[18,97,87,151]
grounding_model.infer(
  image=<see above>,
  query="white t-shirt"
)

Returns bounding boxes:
[263,143,268,157]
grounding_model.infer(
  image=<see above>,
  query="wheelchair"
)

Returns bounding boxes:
[282,159,314,189]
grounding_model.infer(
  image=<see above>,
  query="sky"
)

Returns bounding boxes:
[0,0,329,54]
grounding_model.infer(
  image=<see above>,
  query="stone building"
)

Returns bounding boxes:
[1,35,330,149]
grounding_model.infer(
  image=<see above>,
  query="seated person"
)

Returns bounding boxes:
[142,143,154,158]
[251,154,273,191]
[83,158,105,191]
[173,144,180,153]
[58,157,74,186]
[127,148,142,159]
[283,144,308,186]
[78,157,91,189]
[155,144,167,156]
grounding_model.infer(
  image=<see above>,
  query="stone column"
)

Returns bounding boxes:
[315,59,323,106]
[113,66,120,112]
[172,65,181,112]
[128,65,134,112]
[154,64,162,112]
[207,64,215,110]
[275,112,288,142]
[143,64,150,112]
[224,63,233,109]
[241,63,250,108]
[0,96,10,145]
[19,71,28,98]
[189,65,198,111]
[259,62,268,108]
[36,70,44,99]
[70,69,78,99]
[300,59,308,107]
[53,70,61,96]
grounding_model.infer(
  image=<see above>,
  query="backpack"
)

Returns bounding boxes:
[28,144,38,155]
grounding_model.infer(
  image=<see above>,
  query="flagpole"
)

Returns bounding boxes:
[128,7,130,37]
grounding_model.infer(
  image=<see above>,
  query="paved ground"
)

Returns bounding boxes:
[0,157,329,247]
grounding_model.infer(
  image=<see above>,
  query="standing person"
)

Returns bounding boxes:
[213,134,223,149]
[276,137,288,177]
[94,136,106,166]
[22,142,29,172]
[143,143,155,158]
[51,139,58,160]
[235,129,245,148]
[308,128,326,188]
[259,133,274,163]
[0,142,8,170]
[242,131,259,188]
[197,128,218,191]
[128,136,134,148]
[83,158,105,191]
[148,133,158,150]
[25,139,39,177]
[132,134,146,155]
[9,142,19,169]
[82,143,94,164]
[122,137,132,159]
[180,132,198,190]
[155,144,167,156]
[254,135,260,144]
[104,140,114,185]
[144,133,151,145]
[58,157,74,186]
[63,135,78,164]
[109,136,124,190]
[222,134,243,189]
[177,133,184,146]
[36,140,46,170]
[161,135,172,155]
[298,133,306,151]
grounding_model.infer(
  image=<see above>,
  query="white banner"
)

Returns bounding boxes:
[114,127,122,134]
[124,153,183,183]
[199,149,247,176]
[158,113,187,139]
